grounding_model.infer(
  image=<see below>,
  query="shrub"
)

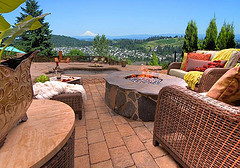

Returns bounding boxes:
[127,59,131,65]
[36,75,50,83]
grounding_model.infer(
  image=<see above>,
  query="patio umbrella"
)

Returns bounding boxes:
[0,46,26,54]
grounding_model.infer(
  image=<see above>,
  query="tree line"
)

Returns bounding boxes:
[182,17,236,53]
[50,35,92,47]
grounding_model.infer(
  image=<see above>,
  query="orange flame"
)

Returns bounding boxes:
[134,65,159,82]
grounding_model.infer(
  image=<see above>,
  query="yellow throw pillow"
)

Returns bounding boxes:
[206,66,240,105]
[180,53,188,70]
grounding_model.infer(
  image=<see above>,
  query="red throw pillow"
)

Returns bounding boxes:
[183,53,211,71]
[195,60,227,72]
[186,59,211,72]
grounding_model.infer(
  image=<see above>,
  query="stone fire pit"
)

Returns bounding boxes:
[104,71,187,121]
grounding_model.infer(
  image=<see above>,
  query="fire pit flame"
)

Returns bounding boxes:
[126,74,163,85]
[125,65,163,85]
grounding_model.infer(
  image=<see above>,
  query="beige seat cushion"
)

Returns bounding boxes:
[196,50,219,60]
[169,69,202,84]
[169,69,188,79]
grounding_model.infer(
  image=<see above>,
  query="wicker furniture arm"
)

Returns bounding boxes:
[153,85,240,168]
[51,92,83,119]
[167,62,182,75]
[229,52,240,68]
[195,68,230,92]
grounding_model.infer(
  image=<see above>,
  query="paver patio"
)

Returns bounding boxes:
[74,80,180,168]
[30,62,175,167]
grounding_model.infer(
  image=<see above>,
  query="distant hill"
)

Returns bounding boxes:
[74,34,183,40]
[74,34,153,40]
[51,34,240,50]
[72,36,94,41]
[50,35,92,47]
[109,36,184,54]
[51,34,184,49]
[141,37,184,50]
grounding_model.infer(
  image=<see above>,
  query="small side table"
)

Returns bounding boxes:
[50,76,83,85]
[0,100,75,168]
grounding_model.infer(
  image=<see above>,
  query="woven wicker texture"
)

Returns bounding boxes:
[196,68,230,92]
[41,130,75,168]
[167,62,182,75]
[153,85,240,168]
[51,92,83,119]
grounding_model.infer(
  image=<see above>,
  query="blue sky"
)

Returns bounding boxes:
[3,0,240,36]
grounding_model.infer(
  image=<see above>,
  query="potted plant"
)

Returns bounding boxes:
[0,0,49,148]
[121,57,127,67]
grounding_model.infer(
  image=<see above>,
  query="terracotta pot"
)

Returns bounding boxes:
[0,51,38,148]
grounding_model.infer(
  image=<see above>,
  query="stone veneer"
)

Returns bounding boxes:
[104,71,187,121]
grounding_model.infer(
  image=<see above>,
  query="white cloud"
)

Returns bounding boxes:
[81,30,97,36]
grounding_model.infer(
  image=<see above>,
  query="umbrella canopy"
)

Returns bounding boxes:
[0,46,26,54]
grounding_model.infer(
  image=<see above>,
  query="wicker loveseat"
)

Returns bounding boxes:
[167,50,240,92]
[153,85,240,168]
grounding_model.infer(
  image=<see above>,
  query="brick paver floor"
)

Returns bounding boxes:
[74,80,180,168]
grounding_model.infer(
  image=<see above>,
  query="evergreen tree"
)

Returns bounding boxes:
[182,20,198,53]
[149,52,159,66]
[226,24,236,48]
[198,39,204,50]
[15,0,55,56]
[93,34,109,56]
[203,17,218,50]
[65,49,85,56]
[217,23,227,50]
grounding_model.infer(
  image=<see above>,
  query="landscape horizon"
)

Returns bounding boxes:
[56,33,240,41]
[4,0,239,67]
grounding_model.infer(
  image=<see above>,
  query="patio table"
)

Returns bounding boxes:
[0,99,75,168]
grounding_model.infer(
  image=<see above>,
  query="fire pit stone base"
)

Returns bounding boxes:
[105,71,187,121]
[105,82,157,121]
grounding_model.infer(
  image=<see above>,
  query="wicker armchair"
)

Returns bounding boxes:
[153,85,240,168]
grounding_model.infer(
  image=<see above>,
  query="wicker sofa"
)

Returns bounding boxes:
[153,85,240,168]
[167,50,240,92]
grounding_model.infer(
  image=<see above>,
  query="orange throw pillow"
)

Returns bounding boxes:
[182,53,211,71]
[206,66,240,105]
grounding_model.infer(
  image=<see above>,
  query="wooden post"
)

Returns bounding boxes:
[174,51,177,62]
